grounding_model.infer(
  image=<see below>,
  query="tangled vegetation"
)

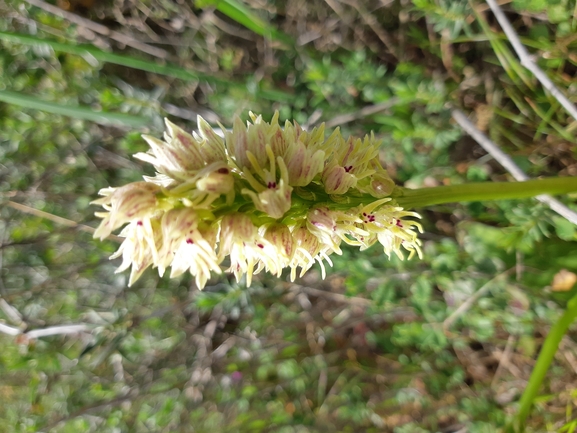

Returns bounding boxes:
[1,0,577,432]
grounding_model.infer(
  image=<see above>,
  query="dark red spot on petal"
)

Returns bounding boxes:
[186,238,194,244]
[396,220,403,228]
[257,243,264,249]
[137,221,143,226]
[344,165,353,173]
[267,181,277,189]
[217,168,230,174]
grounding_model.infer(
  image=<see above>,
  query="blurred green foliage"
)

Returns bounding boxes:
[0,0,577,432]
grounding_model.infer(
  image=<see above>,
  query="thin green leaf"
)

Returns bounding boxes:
[514,293,577,432]
[197,0,293,45]
[0,90,150,128]
[0,31,294,102]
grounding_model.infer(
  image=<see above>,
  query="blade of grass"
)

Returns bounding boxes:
[514,293,577,432]
[493,124,527,150]
[453,109,577,225]
[533,102,559,141]
[525,97,574,141]
[197,0,293,45]
[0,31,295,102]
[486,0,577,122]
[492,107,530,125]
[0,89,150,128]
[492,41,535,88]
[502,84,533,117]
[472,6,534,89]
[0,31,220,83]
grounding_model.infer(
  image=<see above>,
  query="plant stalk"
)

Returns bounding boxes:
[514,293,577,432]
[394,177,577,209]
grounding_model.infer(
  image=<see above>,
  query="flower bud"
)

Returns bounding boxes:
[196,165,234,195]
[322,164,357,194]
[137,121,206,180]
[196,116,226,163]
[358,171,396,198]
[284,142,325,186]
[242,183,293,219]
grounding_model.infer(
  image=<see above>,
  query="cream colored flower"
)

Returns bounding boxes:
[218,213,281,286]
[262,223,294,270]
[355,199,423,259]
[306,206,373,254]
[240,144,293,219]
[289,226,333,280]
[137,117,226,183]
[92,182,161,240]
[157,209,221,288]
[322,133,381,194]
[137,118,234,208]
[110,218,161,286]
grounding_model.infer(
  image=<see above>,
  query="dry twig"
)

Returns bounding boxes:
[491,333,517,388]
[452,110,577,225]
[0,322,89,338]
[323,97,400,128]
[290,284,372,307]
[22,0,170,60]
[485,0,577,122]
[443,268,514,330]
[5,200,123,242]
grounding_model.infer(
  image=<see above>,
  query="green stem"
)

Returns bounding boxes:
[514,293,577,432]
[393,177,577,208]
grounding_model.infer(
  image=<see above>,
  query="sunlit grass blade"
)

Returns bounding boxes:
[197,0,293,45]
[0,90,150,128]
[491,41,535,88]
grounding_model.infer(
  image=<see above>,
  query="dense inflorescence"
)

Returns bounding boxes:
[93,112,422,288]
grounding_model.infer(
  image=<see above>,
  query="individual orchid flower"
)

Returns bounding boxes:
[322,133,381,194]
[218,213,281,286]
[240,144,293,219]
[109,218,161,286]
[157,208,221,288]
[92,182,161,240]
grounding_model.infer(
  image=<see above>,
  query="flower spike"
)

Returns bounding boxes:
[93,112,423,288]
